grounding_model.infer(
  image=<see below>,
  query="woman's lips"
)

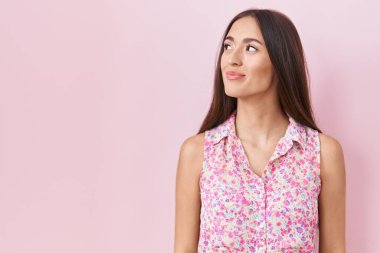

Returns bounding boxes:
[226,72,246,80]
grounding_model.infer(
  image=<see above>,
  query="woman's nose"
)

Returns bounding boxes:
[228,50,242,66]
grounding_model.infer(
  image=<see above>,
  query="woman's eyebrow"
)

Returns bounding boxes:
[224,35,263,45]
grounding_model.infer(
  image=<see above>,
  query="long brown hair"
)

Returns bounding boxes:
[197,8,322,134]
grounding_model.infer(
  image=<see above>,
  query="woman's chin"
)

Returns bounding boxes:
[224,88,244,98]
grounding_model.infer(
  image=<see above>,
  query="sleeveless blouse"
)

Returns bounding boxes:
[198,110,321,253]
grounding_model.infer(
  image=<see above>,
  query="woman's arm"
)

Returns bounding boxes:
[174,133,204,253]
[318,133,346,253]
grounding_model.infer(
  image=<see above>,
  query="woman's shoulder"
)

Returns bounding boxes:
[318,132,345,181]
[302,124,343,152]
[180,132,205,157]
[178,132,205,170]
[318,132,344,157]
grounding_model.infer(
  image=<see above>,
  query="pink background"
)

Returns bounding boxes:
[0,0,379,252]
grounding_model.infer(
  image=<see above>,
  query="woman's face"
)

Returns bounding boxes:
[221,16,277,99]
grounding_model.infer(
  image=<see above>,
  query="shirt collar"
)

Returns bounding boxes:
[210,109,306,149]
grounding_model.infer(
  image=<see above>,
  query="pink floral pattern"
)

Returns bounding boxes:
[198,109,321,253]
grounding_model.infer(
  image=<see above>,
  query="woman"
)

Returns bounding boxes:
[174,8,346,253]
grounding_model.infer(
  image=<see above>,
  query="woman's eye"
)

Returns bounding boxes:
[246,45,257,52]
[223,43,231,50]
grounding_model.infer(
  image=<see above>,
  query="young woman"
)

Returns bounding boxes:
[174,8,346,253]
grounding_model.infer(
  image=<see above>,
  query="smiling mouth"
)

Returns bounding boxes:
[226,73,246,80]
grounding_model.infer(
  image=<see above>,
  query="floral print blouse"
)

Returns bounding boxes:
[198,109,321,253]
